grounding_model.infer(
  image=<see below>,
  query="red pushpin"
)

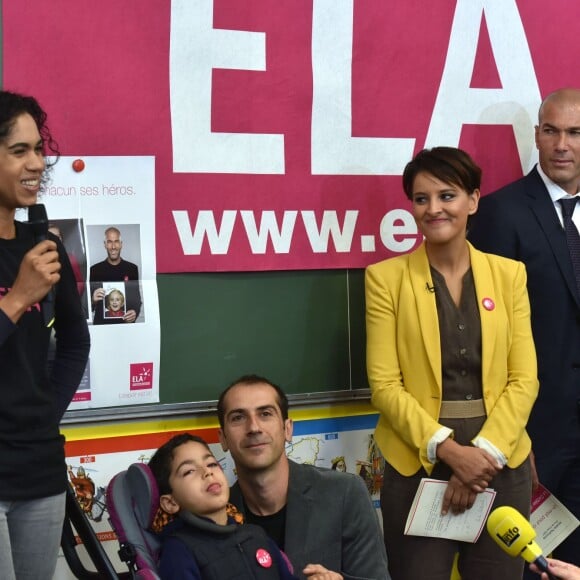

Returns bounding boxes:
[256,548,272,568]
[72,158,85,173]
[482,297,495,311]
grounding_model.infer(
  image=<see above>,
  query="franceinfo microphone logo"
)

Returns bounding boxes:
[497,525,521,547]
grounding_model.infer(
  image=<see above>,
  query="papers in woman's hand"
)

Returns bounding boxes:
[404,478,496,543]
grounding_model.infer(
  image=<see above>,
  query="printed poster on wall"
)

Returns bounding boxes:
[39,156,159,408]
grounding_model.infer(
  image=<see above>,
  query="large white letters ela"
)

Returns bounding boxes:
[311,0,415,175]
[425,0,541,173]
[170,0,284,173]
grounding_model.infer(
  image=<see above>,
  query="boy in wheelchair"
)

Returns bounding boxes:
[148,433,298,580]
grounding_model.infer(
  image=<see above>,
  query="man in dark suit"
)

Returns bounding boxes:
[217,374,390,580]
[469,88,580,567]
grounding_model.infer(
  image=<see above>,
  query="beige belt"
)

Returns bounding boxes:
[439,398,486,419]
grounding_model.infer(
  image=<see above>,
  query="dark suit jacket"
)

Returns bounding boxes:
[230,460,390,580]
[468,167,580,459]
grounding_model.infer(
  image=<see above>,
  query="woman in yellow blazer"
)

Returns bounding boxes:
[366,147,538,580]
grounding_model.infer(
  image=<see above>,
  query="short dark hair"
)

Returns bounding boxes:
[0,90,60,189]
[148,433,211,495]
[402,147,481,200]
[217,374,289,428]
[104,226,121,240]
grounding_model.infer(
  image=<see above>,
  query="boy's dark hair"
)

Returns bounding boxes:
[402,146,482,201]
[217,374,289,428]
[0,90,60,188]
[148,433,211,495]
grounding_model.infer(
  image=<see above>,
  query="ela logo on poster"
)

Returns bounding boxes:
[130,363,154,391]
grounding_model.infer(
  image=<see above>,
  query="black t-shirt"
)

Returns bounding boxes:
[89,258,141,323]
[245,505,287,550]
[0,221,90,500]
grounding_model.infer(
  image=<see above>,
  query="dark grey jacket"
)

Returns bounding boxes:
[230,460,390,580]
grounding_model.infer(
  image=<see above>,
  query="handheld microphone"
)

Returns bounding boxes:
[27,204,55,328]
[486,506,559,579]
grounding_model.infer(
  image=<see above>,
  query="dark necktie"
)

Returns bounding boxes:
[559,197,580,296]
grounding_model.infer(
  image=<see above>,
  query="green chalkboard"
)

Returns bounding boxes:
[158,269,368,404]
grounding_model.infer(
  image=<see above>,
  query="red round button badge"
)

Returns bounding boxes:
[482,297,495,311]
[256,548,273,568]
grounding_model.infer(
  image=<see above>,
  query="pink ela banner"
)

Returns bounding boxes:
[3,0,580,272]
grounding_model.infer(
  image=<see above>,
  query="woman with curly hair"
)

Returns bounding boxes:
[0,90,90,579]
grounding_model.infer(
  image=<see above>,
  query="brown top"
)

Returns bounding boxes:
[431,267,483,402]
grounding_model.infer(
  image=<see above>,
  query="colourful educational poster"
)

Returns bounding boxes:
[32,156,160,408]
[4,1,580,272]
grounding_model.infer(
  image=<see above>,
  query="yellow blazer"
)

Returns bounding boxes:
[365,242,538,476]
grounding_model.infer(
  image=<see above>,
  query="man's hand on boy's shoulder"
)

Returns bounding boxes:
[302,563,343,579]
